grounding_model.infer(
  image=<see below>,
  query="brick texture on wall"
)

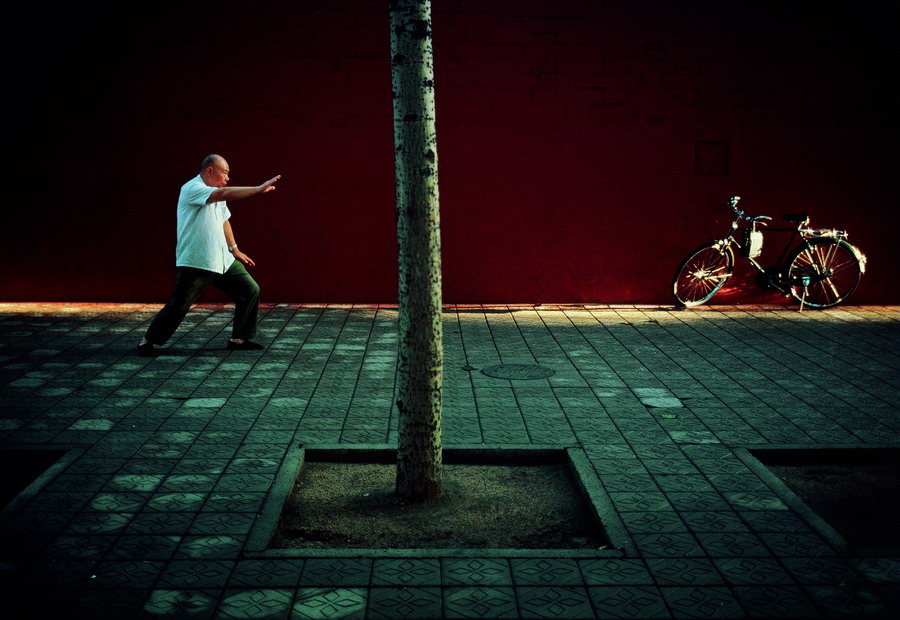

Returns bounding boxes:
[5,0,896,304]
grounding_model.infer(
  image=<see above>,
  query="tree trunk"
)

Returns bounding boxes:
[390,0,443,501]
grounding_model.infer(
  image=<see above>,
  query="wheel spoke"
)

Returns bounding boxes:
[788,240,861,308]
[674,245,732,307]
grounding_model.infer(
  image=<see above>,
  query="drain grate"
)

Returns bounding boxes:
[481,364,555,380]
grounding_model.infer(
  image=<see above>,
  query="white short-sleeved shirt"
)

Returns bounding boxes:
[175,175,233,274]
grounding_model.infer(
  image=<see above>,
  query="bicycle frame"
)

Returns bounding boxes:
[673,196,866,309]
[713,197,864,295]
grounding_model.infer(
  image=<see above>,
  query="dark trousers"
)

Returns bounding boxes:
[145,260,260,345]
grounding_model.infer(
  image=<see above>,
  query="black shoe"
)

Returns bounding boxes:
[227,339,264,351]
[137,342,160,357]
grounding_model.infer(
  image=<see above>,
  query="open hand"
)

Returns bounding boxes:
[259,175,281,193]
[234,250,256,267]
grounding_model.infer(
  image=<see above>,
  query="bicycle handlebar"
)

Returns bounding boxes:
[727,195,771,223]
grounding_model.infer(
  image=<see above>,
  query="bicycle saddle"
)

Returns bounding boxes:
[782,212,808,222]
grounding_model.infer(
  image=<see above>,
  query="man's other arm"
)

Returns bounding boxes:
[207,175,281,203]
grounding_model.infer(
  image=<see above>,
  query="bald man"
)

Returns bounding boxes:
[138,154,281,357]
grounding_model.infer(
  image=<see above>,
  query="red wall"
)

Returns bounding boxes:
[5,1,897,305]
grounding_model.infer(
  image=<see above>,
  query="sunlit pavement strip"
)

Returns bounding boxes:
[1,302,900,618]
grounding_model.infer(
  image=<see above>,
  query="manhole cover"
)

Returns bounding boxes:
[481,364,555,380]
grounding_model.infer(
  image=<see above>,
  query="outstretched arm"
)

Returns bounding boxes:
[208,175,281,204]
[224,219,255,267]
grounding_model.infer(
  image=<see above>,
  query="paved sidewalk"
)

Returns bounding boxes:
[1,302,899,618]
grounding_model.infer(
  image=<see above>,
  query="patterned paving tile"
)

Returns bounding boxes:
[646,558,725,586]
[696,532,772,558]
[779,556,863,585]
[126,512,195,535]
[228,559,305,588]
[681,511,749,533]
[75,587,149,620]
[713,557,795,586]
[216,588,293,619]
[145,492,207,512]
[579,558,654,586]
[588,585,671,619]
[444,586,518,618]
[659,586,744,618]
[87,560,165,588]
[608,491,673,512]
[64,511,134,535]
[175,534,245,560]
[44,534,116,560]
[738,510,814,534]
[157,560,235,589]
[292,587,368,619]
[852,557,900,583]
[142,588,220,618]
[803,583,889,617]
[372,559,442,586]
[511,558,582,586]
[515,585,593,618]
[300,558,373,587]
[631,533,705,558]
[189,512,256,536]
[105,534,181,560]
[732,585,818,618]
[442,558,513,586]
[758,532,837,557]
[621,511,690,535]
[366,586,443,619]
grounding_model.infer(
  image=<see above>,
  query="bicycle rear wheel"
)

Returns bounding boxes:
[673,243,734,307]
[786,238,862,308]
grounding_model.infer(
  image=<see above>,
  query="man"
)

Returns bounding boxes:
[138,154,281,357]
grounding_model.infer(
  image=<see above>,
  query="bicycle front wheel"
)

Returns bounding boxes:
[786,238,862,309]
[673,243,734,307]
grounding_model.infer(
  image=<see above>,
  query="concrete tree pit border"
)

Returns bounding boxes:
[246,444,632,559]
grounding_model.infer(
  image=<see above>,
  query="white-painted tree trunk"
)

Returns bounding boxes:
[390,0,443,501]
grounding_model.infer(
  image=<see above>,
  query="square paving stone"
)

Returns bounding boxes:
[444,586,518,619]
[731,585,818,618]
[803,583,889,617]
[588,585,670,618]
[292,587,368,619]
[632,533,705,558]
[646,558,725,586]
[142,588,220,618]
[366,586,442,619]
[86,560,165,588]
[126,512,195,535]
[216,588,293,620]
[697,531,772,558]
[442,559,513,587]
[174,534,245,560]
[713,557,795,586]
[515,585,593,619]
[299,558,373,587]
[75,587,149,620]
[659,586,743,618]
[621,512,690,535]
[157,560,235,589]
[511,559,583,586]
[228,559,305,588]
[758,532,837,557]
[371,559,442,587]
[105,534,181,560]
[681,511,749,533]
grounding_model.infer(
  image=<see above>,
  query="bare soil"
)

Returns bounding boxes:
[769,463,900,548]
[272,461,609,550]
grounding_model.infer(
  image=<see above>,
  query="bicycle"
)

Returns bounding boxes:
[672,196,867,309]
